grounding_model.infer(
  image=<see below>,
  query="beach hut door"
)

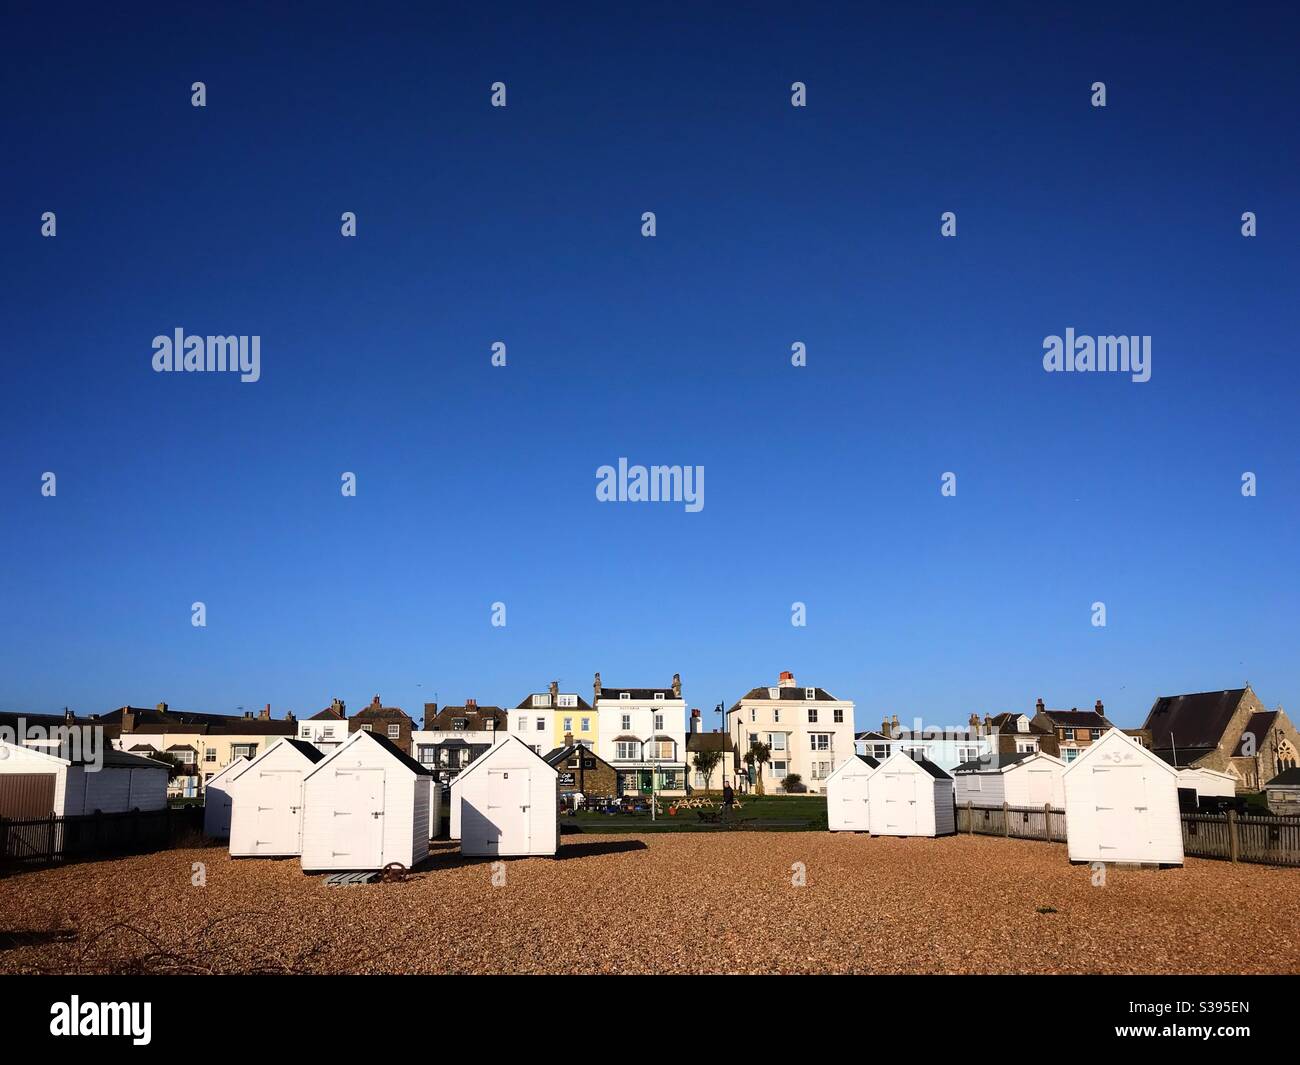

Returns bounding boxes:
[334,768,385,867]
[487,768,531,853]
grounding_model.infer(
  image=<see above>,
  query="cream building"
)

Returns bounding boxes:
[727,672,855,793]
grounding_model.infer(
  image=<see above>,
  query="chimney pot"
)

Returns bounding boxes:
[156,702,168,713]
[1035,698,1045,714]
[259,703,271,720]
[1095,699,1104,714]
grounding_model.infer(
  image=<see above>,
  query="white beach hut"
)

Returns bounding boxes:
[0,739,168,818]
[299,729,435,872]
[1062,728,1183,866]
[1177,766,1237,801]
[867,752,955,837]
[450,734,558,857]
[825,754,879,831]
[202,756,250,839]
[228,740,323,857]
[953,751,1067,809]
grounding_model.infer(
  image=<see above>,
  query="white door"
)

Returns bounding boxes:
[1094,766,1147,860]
[332,768,385,868]
[882,771,917,834]
[1026,769,1053,807]
[840,774,870,829]
[255,770,303,853]
[485,768,531,854]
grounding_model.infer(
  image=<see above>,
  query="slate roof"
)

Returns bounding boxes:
[284,738,325,763]
[362,731,434,775]
[1036,708,1113,729]
[856,754,881,769]
[597,687,681,701]
[106,707,298,736]
[428,705,508,730]
[514,694,593,710]
[686,733,735,754]
[728,685,840,712]
[1266,767,1300,787]
[1234,711,1279,756]
[1143,689,1247,751]
[308,707,346,721]
[912,758,953,780]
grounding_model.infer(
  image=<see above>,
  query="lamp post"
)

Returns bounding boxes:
[715,702,726,787]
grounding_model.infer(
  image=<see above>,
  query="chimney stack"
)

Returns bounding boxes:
[549,680,559,701]
[286,710,296,723]
[968,712,980,734]
[671,673,682,698]
[593,672,601,704]
[466,698,477,710]
[564,731,574,747]
[778,671,796,688]
[423,702,438,729]
[64,707,75,725]
[1095,699,1104,715]
[259,703,271,721]
[690,708,702,734]
[890,714,899,737]
[1035,697,1045,714]
[371,695,382,709]
[155,702,168,713]
[881,716,891,738]
[121,707,136,732]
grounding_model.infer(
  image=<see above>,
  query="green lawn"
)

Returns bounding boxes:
[562,794,828,833]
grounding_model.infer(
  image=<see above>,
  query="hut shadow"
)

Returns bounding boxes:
[412,836,646,871]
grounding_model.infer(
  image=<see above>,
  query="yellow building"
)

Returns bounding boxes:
[508,682,597,753]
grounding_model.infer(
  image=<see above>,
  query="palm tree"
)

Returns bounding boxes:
[692,748,722,791]
[744,741,772,795]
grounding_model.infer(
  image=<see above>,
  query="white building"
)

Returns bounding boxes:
[297,700,348,752]
[202,755,250,838]
[593,672,687,796]
[508,682,598,753]
[952,751,1067,809]
[825,754,879,831]
[1062,728,1183,866]
[867,751,955,837]
[450,735,558,856]
[414,699,509,784]
[728,671,855,793]
[228,739,323,858]
[300,729,435,873]
[1177,767,1237,802]
[0,740,168,818]
[854,714,993,772]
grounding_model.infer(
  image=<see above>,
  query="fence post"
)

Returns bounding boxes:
[1002,801,1010,838]
[967,801,974,834]
[1227,809,1239,863]
[1043,803,1052,842]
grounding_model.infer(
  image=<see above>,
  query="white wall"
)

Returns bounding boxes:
[0,742,68,814]
[868,756,946,836]
[452,738,558,856]
[826,759,873,831]
[954,771,1006,808]
[229,741,316,857]
[1063,730,1183,865]
[300,734,428,871]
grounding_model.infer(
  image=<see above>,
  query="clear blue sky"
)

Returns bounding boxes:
[3,2,1298,732]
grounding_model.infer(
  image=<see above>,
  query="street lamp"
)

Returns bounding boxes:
[715,702,726,786]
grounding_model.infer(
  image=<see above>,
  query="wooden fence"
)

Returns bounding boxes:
[958,802,1300,867]
[0,806,205,870]
[1181,810,1300,867]
[957,802,1068,843]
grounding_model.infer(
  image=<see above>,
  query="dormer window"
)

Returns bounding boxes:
[558,694,577,708]
[654,693,664,701]
[769,688,778,699]
[806,688,816,699]
[452,718,467,731]
[533,694,551,707]
[619,692,631,701]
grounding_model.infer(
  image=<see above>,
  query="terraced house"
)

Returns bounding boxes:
[509,681,597,752]
[412,698,508,783]
[728,672,855,793]
[593,672,687,796]
[1029,699,1114,763]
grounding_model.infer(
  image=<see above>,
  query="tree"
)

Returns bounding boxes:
[744,741,772,795]
[692,748,723,791]
[781,773,803,793]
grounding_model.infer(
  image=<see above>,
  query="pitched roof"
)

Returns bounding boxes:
[856,754,881,769]
[308,707,346,721]
[686,733,735,754]
[1143,689,1247,751]
[427,705,508,730]
[352,698,412,721]
[1266,767,1300,787]
[855,730,893,741]
[913,758,953,780]
[1036,708,1113,729]
[107,706,298,736]
[1233,711,1279,756]
[450,735,557,790]
[284,739,326,763]
[543,745,613,769]
[514,694,593,710]
[728,685,841,712]
[597,686,681,702]
[305,728,433,779]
